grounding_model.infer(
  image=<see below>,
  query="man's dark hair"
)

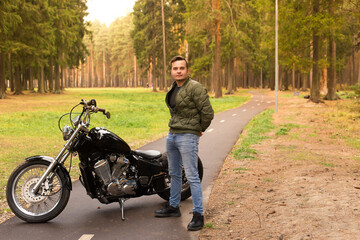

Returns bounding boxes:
[170,55,188,69]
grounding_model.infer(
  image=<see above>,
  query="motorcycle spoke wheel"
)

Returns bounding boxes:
[12,164,63,217]
[7,160,70,223]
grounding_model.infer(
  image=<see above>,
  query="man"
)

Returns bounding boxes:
[154,56,214,231]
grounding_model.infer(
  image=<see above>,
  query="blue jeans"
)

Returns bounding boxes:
[166,133,203,215]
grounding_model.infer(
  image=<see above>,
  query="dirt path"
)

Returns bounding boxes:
[201,94,360,240]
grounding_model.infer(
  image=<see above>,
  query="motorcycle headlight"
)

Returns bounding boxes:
[62,125,73,141]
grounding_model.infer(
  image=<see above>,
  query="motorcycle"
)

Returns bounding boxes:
[6,99,203,223]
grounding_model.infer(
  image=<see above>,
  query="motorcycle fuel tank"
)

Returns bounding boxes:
[89,127,131,154]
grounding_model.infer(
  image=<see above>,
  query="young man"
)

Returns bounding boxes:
[154,56,214,231]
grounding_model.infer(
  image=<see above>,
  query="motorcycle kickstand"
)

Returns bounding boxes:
[118,198,127,221]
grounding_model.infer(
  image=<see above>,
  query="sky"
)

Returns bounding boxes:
[85,0,137,26]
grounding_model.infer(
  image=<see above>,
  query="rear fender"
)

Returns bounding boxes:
[25,155,72,191]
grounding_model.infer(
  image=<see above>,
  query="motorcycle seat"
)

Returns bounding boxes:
[134,150,162,160]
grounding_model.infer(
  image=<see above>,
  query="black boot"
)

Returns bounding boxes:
[187,212,204,231]
[154,203,181,217]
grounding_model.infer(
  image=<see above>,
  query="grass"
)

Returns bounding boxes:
[233,109,275,160]
[204,222,215,229]
[0,88,251,202]
[233,167,248,173]
[275,123,300,136]
[318,161,334,167]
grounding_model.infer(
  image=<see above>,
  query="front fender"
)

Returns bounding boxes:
[25,155,72,191]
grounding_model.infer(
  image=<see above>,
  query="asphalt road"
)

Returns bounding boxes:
[0,92,273,240]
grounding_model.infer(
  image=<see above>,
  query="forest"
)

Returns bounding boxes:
[1,0,360,103]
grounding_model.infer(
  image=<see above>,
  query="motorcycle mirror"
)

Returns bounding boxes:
[105,111,111,119]
[90,99,97,107]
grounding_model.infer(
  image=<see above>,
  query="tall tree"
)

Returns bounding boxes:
[310,0,321,103]
[132,0,185,91]
[108,15,135,87]
[325,0,339,100]
[0,0,21,98]
[213,0,222,98]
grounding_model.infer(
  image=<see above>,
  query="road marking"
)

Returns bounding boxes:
[232,114,237,116]
[207,128,214,132]
[242,109,247,112]
[257,103,261,106]
[79,234,94,240]
[267,101,272,103]
[220,120,225,123]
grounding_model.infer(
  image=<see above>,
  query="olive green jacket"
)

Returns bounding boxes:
[165,77,214,135]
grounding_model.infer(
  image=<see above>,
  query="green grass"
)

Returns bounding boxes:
[203,222,215,229]
[275,123,300,136]
[0,88,251,201]
[318,161,334,167]
[233,109,275,160]
[264,178,273,182]
[233,167,248,173]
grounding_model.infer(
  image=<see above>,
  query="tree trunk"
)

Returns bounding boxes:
[226,57,235,94]
[352,51,356,86]
[161,0,166,91]
[49,58,54,92]
[325,31,339,100]
[14,65,23,95]
[102,51,106,87]
[55,61,61,94]
[61,65,64,89]
[213,0,222,98]
[81,63,85,87]
[0,52,5,99]
[310,0,321,103]
[302,73,307,91]
[134,55,137,88]
[8,53,14,92]
[152,54,157,92]
[89,45,93,87]
[29,67,34,92]
[358,50,360,85]
[38,66,45,93]
[320,66,327,95]
[292,63,296,92]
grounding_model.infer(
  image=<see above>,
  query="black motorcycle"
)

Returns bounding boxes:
[6,99,203,223]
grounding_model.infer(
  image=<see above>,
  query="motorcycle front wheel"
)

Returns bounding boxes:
[6,160,71,223]
[157,153,203,201]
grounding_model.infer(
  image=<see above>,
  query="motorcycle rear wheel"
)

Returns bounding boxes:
[157,154,203,201]
[6,160,71,223]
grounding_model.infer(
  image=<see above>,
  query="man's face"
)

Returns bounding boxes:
[171,60,188,81]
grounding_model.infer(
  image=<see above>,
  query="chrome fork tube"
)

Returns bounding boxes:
[31,123,84,195]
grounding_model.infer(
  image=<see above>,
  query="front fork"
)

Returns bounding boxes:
[31,123,85,195]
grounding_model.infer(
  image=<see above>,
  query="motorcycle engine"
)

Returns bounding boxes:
[93,154,137,196]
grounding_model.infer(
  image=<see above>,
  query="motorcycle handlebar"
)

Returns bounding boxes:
[80,99,111,119]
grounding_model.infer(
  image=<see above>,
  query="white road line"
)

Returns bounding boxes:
[242,109,247,112]
[257,103,261,106]
[267,101,272,103]
[220,120,225,123]
[207,128,214,132]
[232,114,237,116]
[79,235,94,240]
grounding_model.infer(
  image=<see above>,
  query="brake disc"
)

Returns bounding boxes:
[21,178,47,204]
